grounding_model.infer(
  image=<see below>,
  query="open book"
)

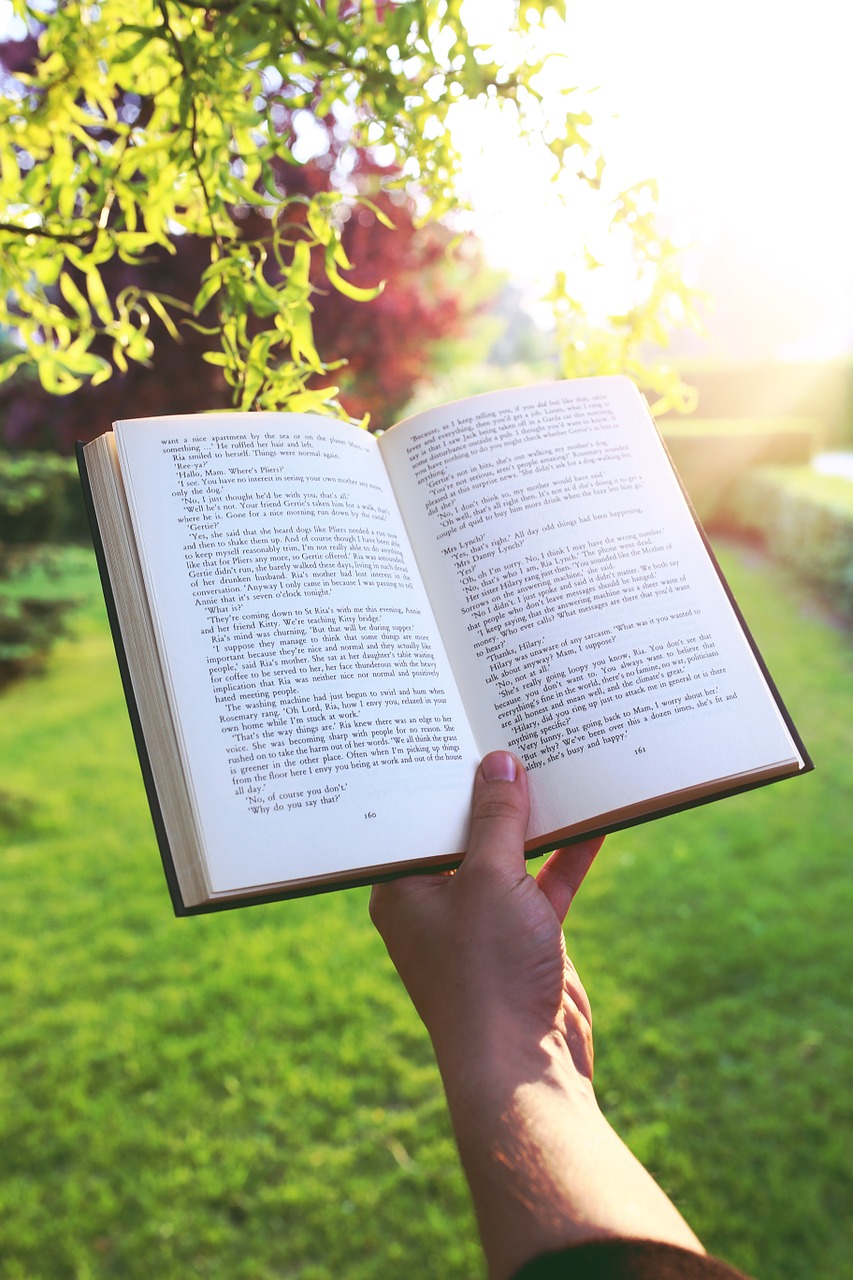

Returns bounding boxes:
[78,377,811,913]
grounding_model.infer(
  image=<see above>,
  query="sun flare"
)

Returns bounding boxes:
[453,0,853,357]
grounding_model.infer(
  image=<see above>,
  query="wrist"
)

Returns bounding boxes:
[436,1023,600,1173]
[433,1023,704,1280]
[433,1029,602,1280]
[429,985,596,1106]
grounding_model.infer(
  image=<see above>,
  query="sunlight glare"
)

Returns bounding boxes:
[451,0,853,356]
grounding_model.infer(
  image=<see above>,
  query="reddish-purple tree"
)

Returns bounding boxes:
[0,21,486,451]
[0,153,483,450]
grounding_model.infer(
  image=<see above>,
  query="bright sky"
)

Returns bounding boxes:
[452,0,853,358]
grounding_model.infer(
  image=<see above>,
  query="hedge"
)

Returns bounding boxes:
[723,465,853,616]
[660,418,821,525]
[656,360,852,446]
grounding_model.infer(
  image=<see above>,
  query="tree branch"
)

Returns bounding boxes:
[0,221,97,246]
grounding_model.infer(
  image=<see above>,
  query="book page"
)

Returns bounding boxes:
[380,378,802,841]
[115,413,478,894]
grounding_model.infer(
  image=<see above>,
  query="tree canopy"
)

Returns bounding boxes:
[0,0,697,417]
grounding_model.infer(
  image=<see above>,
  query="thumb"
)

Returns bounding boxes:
[458,751,530,883]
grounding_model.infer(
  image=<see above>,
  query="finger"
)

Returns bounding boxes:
[459,751,530,883]
[535,835,605,924]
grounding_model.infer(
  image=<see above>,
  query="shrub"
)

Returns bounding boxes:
[723,465,853,616]
[0,583,74,687]
[0,452,84,686]
[0,451,84,542]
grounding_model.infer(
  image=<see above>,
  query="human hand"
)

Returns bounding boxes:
[370,749,603,1084]
[371,752,703,1278]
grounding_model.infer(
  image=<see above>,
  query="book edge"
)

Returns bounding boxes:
[77,440,194,917]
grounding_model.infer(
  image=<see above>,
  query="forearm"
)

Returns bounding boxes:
[435,1029,704,1280]
[371,758,705,1278]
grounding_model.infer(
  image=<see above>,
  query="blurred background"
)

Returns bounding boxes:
[1,1,851,1277]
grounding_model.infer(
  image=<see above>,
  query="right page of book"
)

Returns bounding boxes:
[379,377,805,843]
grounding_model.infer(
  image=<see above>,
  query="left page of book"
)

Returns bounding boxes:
[114,413,479,898]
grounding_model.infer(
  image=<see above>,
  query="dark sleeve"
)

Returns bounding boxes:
[511,1238,754,1280]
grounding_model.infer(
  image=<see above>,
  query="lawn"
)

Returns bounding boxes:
[0,543,850,1280]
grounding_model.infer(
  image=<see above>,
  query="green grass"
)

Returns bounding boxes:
[1,544,851,1279]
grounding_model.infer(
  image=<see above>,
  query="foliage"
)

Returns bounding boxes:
[0,451,83,684]
[0,545,850,1278]
[0,545,76,688]
[0,0,586,415]
[0,578,71,687]
[546,178,704,414]
[303,177,492,429]
[724,465,853,616]
[0,449,80,541]
[0,1,694,418]
[0,155,490,450]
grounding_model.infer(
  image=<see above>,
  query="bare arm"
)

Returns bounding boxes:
[370,751,703,1280]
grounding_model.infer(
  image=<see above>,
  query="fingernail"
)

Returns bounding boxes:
[481,751,518,782]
